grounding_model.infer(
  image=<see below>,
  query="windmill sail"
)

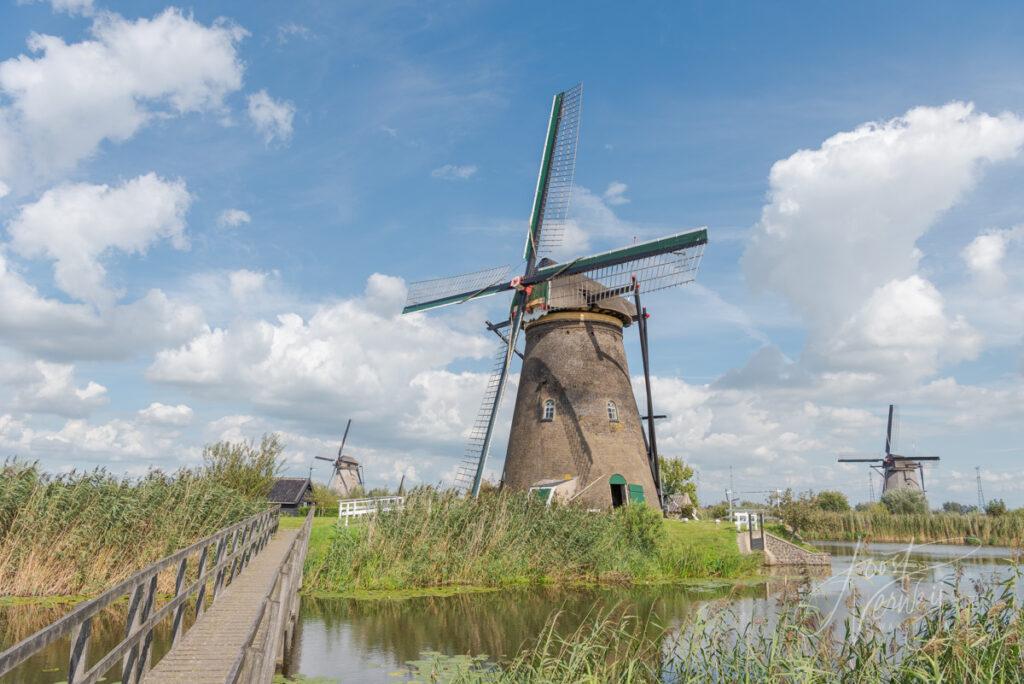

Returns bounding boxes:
[526,228,707,311]
[403,264,514,314]
[454,309,524,495]
[524,83,583,266]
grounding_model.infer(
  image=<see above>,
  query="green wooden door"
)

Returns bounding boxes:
[628,484,645,503]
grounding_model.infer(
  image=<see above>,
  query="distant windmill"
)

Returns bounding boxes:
[315,419,364,497]
[838,404,940,498]
[400,83,707,509]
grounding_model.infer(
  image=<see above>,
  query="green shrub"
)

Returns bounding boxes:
[202,433,284,498]
[880,488,927,515]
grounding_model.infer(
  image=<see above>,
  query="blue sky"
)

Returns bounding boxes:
[0,1,1022,507]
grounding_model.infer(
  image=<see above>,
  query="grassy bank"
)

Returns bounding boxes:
[802,510,1024,546]
[404,571,1024,683]
[301,490,758,595]
[0,459,267,596]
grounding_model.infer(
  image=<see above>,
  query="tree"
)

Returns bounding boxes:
[705,501,730,520]
[985,499,1007,516]
[659,457,698,508]
[772,488,817,534]
[879,488,927,515]
[202,433,284,499]
[941,501,977,515]
[815,490,850,512]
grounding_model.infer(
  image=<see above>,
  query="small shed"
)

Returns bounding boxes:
[268,477,314,515]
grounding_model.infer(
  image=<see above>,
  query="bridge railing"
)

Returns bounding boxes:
[0,507,280,684]
[228,507,313,681]
[338,496,404,525]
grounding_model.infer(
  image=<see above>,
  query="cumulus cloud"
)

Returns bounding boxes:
[431,164,477,180]
[0,8,247,189]
[0,359,107,417]
[603,181,630,205]
[138,402,193,427]
[0,251,204,361]
[7,173,192,307]
[247,90,295,144]
[743,102,1024,381]
[962,225,1024,289]
[228,269,267,301]
[217,208,251,228]
[148,274,493,442]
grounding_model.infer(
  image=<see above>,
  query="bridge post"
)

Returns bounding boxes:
[66,617,90,684]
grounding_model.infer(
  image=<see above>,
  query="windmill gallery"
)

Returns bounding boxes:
[401,84,706,511]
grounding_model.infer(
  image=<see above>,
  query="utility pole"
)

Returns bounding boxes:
[976,466,986,512]
[869,470,875,503]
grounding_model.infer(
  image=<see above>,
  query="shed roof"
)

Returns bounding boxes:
[268,477,313,505]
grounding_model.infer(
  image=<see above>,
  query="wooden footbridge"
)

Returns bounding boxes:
[0,508,313,683]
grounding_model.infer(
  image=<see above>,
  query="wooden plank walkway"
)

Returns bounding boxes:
[142,527,300,683]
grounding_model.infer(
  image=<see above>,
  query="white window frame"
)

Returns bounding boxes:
[542,399,555,421]
[607,400,619,422]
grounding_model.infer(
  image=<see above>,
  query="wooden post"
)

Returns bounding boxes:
[130,574,158,683]
[194,543,210,616]
[122,583,145,679]
[66,616,91,684]
[170,556,188,646]
[211,533,231,605]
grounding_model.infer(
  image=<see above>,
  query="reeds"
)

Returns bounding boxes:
[404,570,1024,682]
[802,510,1024,546]
[306,489,758,593]
[0,461,263,596]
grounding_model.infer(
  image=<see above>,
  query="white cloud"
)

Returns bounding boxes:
[603,180,630,205]
[138,402,193,427]
[217,208,251,228]
[148,274,492,443]
[0,251,205,361]
[962,225,1024,289]
[7,173,192,307]
[228,269,267,301]
[277,23,313,44]
[247,90,295,144]
[743,102,1024,381]
[0,359,107,417]
[0,8,247,189]
[27,0,95,16]
[431,164,478,180]
[0,182,9,199]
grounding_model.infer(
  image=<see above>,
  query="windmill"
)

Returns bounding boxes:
[315,419,364,497]
[401,83,707,509]
[837,404,940,498]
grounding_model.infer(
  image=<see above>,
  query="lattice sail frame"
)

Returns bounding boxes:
[533,83,582,259]
[403,264,512,314]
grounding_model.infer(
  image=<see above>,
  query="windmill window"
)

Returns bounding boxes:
[542,399,555,422]
[607,401,619,422]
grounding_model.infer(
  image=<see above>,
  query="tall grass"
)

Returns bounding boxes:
[0,460,265,596]
[406,570,1024,682]
[306,489,758,593]
[802,510,1024,546]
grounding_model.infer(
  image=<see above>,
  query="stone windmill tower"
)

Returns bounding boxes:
[838,404,940,500]
[315,419,364,497]
[400,84,707,509]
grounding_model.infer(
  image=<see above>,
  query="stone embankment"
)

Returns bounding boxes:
[762,532,831,566]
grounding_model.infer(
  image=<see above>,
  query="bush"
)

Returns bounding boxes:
[202,434,284,498]
[815,490,850,512]
[880,488,927,515]
[985,499,1007,516]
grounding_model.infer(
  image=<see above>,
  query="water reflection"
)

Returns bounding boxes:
[290,541,1021,682]
[2,541,1019,683]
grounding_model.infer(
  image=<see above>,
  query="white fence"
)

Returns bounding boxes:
[338,496,405,525]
